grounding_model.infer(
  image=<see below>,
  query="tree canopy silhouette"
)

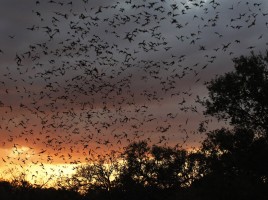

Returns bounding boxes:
[204,51,268,136]
[64,141,192,200]
[195,52,268,199]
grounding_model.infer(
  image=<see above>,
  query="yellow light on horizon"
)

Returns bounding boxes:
[0,146,79,187]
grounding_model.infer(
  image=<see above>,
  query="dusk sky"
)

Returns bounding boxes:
[1,0,268,184]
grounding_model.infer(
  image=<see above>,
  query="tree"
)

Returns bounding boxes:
[68,151,121,199]
[195,52,268,199]
[148,145,188,189]
[204,51,268,138]
[119,141,150,189]
[117,141,192,200]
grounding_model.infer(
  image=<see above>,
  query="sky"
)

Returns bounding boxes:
[1,0,268,185]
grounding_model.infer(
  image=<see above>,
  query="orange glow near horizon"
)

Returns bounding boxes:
[0,145,80,187]
[0,137,200,187]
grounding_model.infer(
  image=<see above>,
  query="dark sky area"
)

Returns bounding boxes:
[0,0,268,182]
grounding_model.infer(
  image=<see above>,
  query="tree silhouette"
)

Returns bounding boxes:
[194,52,268,199]
[67,141,193,200]
[119,141,150,189]
[148,145,188,189]
[63,151,121,200]
[204,51,268,136]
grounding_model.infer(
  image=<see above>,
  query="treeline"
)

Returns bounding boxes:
[0,179,81,200]
[53,131,268,200]
[1,136,268,200]
[1,52,268,200]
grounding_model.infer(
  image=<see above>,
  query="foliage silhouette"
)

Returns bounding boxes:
[194,51,268,199]
[64,141,191,200]
[204,51,268,136]
[116,141,190,200]
[0,179,81,200]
